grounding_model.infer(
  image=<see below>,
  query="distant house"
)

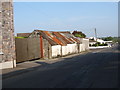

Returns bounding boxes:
[89,37,112,47]
[89,39,96,46]
[89,37,106,44]
[17,33,31,38]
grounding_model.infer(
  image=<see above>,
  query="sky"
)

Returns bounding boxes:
[14,2,118,37]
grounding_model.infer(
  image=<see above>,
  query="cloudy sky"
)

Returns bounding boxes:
[14,2,118,37]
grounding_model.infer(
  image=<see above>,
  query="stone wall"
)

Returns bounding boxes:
[43,38,52,59]
[0,1,2,59]
[0,0,16,69]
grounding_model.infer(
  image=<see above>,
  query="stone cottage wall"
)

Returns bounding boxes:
[29,31,52,59]
[43,39,52,59]
[0,0,16,69]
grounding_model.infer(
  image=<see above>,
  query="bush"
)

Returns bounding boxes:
[102,36,113,41]
[92,44,98,47]
[104,43,108,46]
[72,31,86,38]
[89,44,92,46]
[91,42,108,47]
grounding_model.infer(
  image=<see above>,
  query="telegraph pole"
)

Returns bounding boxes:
[94,28,97,42]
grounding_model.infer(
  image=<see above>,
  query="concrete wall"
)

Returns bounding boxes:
[0,60,16,69]
[15,38,40,63]
[0,0,16,69]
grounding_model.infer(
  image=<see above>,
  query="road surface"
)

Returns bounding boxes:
[2,45,119,88]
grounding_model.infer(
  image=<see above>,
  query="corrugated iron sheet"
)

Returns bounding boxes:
[52,32,72,44]
[43,31,65,46]
[29,30,81,45]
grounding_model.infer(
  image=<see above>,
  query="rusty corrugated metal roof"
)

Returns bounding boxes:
[60,32,81,44]
[72,38,81,44]
[34,30,58,46]
[52,32,72,44]
[43,31,65,46]
[68,38,76,43]
[31,30,81,45]
[60,33,75,44]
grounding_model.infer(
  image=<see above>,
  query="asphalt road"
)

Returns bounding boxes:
[2,45,120,88]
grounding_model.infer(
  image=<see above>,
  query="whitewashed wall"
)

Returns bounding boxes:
[61,44,78,56]
[79,44,85,52]
[83,38,89,50]
[51,45,61,58]
[79,38,89,51]
[61,46,68,56]
[51,39,89,58]
[67,44,78,54]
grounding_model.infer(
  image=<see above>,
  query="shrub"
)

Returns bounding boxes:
[104,43,108,46]
[72,31,86,38]
[91,42,108,47]
[15,37,27,38]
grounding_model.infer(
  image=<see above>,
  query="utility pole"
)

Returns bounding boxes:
[94,28,97,42]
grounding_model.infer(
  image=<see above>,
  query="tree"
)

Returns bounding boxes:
[102,36,113,41]
[72,31,86,38]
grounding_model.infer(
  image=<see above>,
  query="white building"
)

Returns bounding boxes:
[89,37,113,47]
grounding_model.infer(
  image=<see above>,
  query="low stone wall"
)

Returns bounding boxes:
[89,46,110,49]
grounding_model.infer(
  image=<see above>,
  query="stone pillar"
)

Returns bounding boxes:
[0,0,16,69]
[0,1,3,64]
